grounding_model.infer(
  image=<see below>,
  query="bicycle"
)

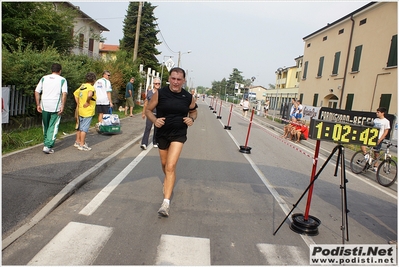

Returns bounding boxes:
[350,141,397,187]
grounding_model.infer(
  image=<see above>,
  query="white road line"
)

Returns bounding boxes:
[2,134,143,250]
[155,234,211,266]
[345,170,397,199]
[79,145,153,216]
[220,104,397,200]
[27,222,113,266]
[217,117,316,248]
[257,243,308,265]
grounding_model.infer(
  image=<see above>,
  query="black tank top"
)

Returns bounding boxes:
[156,86,192,137]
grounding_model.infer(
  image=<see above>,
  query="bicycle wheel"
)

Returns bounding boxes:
[376,159,397,187]
[350,151,368,174]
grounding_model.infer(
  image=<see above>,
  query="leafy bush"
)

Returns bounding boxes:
[2,45,143,120]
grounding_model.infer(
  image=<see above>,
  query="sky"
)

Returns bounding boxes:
[71,1,370,88]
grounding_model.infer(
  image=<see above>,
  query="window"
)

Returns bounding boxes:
[379,94,391,113]
[387,35,397,67]
[296,59,302,68]
[323,36,328,41]
[303,61,308,79]
[307,43,311,48]
[88,39,94,53]
[359,18,367,25]
[351,45,363,72]
[345,94,354,111]
[317,56,324,77]
[312,94,319,107]
[338,29,344,35]
[79,33,84,49]
[332,51,341,75]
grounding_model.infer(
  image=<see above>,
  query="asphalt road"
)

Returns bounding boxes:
[2,99,397,265]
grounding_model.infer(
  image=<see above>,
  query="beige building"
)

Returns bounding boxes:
[99,43,120,61]
[248,85,268,101]
[58,2,109,58]
[264,57,303,110]
[299,2,397,114]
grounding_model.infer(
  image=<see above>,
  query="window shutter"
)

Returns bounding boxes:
[351,45,363,72]
[303,61,308,79]
[317,56,324,77]
[387,35,397,67]
[332,51,341,75]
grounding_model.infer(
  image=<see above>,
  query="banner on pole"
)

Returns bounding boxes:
[2,87,10,124]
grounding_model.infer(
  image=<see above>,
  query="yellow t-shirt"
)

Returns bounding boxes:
[73,83,96,117]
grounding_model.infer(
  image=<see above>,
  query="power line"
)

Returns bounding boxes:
[155,19,178,54]
[77,9,179,56]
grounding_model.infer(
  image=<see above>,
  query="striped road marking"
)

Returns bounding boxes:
[27,222,113,266]
[79,145,153,216]
[155,234,211,266]
[257,243,308,265]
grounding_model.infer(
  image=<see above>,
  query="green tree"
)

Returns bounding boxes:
[210,68,245,98]
[227,68,245,96]
[2,2,76,54]
[210,80,221,96]
[120,2,161,71]
[196,86,207,94]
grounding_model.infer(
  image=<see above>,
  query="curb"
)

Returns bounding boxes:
[2,132,142,250]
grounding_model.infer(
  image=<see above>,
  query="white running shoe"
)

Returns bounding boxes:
[158,202,170,217]
[140,144,147,150]
[43,147,54,154]
[78,143,92,151]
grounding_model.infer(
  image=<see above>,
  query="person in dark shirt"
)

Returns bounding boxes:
[145,67,198,217]
[125,77,135,117]
[140,77,160,150]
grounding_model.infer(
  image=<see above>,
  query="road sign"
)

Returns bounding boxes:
[165,58,175,71]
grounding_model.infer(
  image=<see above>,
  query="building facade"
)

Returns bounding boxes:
[248,85,268,101]
[264,59,303,110]
[57,2,109,58]
[299,2,397,114]
[99,43,120,61]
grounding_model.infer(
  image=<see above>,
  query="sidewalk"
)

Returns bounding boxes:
[229,103,397,191]
[2,115,146,249]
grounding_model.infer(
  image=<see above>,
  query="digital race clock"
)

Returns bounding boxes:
[309,119,380,146]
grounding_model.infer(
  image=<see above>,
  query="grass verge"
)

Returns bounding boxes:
[2,107,142,155]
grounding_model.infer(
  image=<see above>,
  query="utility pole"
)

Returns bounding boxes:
[133,2,142,62]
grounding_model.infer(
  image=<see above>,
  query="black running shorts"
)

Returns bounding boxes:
[157,135,187,150]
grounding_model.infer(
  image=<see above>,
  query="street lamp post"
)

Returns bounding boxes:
[178,50,192,67]
[224,83,227,102]
[273,67,283,121]
[185,69,193,89]
[250,76,256,101]
[160,55,173,85]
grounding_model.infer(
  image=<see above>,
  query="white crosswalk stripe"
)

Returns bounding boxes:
[26,221,307,265]
[257,243,308,265]
[79,147,153,216]
[27,222,113,266]
[155,234,211,266]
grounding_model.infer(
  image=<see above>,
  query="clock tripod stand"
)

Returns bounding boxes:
[273,143,350,243]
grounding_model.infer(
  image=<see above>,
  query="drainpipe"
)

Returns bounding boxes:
[339,15,355,109]
[371,72,390,111]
